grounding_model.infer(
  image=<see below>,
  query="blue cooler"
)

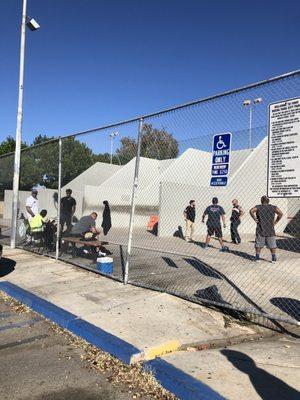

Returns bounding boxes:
[96,257,113,275]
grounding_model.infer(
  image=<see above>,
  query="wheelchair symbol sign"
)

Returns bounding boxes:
[211,132,232,186]
[216,136,226,150]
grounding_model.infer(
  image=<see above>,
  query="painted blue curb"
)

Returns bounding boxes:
[145,358,225,400]
[0,281,225,400]
[0,281,139,365]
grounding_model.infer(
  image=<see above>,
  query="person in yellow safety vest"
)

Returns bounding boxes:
[29,209,48,233]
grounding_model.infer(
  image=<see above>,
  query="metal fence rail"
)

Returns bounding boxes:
[0,70,299,326]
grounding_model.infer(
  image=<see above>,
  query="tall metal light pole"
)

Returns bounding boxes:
[11,0,40,248]
[109,131,118,164]
[243,98,263,149]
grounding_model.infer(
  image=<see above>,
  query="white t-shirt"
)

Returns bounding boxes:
[26,196,39,220]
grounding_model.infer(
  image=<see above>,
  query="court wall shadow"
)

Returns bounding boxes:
[270,297,300,322]
[0,258,16,277]
[276,237,300,253]
[162,256,178,269]
[284,209,300,238]
[221,349,300,400]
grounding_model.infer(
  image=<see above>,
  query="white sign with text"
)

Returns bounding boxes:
[268,97,300,197]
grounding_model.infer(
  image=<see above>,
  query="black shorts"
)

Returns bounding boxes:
[207,225,222,238]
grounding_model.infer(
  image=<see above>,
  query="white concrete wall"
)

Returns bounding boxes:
[4,188,84,222]
[158,138,289,237]
[81,157,163,229]
[62,162,121,192]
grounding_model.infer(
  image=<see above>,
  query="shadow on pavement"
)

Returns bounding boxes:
[195,285,231,305]
[0,258,16,277]
[221,349,300,400]
[226,248,256,261]
[270,297,300,322]
[184,258,221,279]
[162,256,178,268]
[189,256,300,338]
[276,237,300,253]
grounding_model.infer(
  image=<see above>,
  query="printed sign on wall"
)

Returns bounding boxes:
[268,97,300,197]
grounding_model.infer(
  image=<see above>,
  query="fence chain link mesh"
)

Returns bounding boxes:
[0,71,299,326]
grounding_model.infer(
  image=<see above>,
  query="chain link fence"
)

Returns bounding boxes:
[0,71,299,326]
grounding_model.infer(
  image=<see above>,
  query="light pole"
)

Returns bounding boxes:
[243,98,262,149]
[109,131,118,164]
[11,0,40,248]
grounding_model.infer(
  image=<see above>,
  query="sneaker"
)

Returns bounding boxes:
[271,255,277,263]
[220,246,229,252]
[255,255,260,262]
[203,245,209,250]
[98,251,106,257]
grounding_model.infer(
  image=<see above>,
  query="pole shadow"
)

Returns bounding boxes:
[221,349,300,400]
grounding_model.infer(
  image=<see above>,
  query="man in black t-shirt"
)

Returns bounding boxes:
[202,197,227,251]
[183,200,196,242]
[60,189,76,232]
[250,196,283,263]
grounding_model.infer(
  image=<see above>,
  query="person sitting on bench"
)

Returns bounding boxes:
[69,212,100,238]
[68,212,105,256]
[29,209,48,233]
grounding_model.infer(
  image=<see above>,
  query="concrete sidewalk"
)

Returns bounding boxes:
[149,335,300,400]
[0,247,265,361]
[1,246,299,399]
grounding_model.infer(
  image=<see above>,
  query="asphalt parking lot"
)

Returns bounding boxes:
[0,296,168,400]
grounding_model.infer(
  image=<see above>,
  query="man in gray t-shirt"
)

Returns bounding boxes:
[70,212,100,237]
[250,196,283,263]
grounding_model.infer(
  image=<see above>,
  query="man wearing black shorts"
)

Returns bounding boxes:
[60,189,76,232]
[202,197,227,252]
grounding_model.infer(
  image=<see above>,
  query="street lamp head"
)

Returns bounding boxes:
[109,131,119,138]
[254,97,263,104]
[26,18,40,31]
[243,100,251,107]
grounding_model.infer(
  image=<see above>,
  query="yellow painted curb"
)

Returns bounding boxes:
[130,340,180,364]
[144,340,181,360]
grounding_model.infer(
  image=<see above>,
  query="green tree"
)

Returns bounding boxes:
[61,137,95,186]
[16,135,97,190]
[116,123,179,164]
[0,135,27,155]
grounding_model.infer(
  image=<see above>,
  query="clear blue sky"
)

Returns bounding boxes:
[0,0,299,151]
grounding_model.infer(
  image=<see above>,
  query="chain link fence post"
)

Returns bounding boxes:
[124,117,143,284]
[55,137,62,260]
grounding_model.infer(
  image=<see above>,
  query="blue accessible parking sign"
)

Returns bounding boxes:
[210,133,232,186]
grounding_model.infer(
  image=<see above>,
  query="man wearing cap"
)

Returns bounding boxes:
[202,197,227,252]
[26,189,39,221]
